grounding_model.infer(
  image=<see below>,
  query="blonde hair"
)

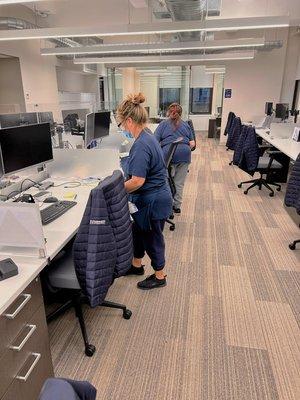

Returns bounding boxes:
[116,92,148,126]
[167,103,182,120]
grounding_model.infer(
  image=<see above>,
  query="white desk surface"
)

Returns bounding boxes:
[256,129,300,161]
[0,150,120,315]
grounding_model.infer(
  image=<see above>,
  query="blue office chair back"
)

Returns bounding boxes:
[224,111,235,136]
[233,126,259,175]
[226,116,242,150]
[39,378,97,400]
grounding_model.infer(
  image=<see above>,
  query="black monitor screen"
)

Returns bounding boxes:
[275,103,289,119]
[0,123,53,175]
[94,112,110,139]
[265,102,273,116]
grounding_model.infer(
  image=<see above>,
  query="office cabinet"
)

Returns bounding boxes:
[0,277,54,400]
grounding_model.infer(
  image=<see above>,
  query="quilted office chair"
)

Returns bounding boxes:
[187,119,196,151]
[227,117,242,165]
[46,171,133,357]
[39,378,97,400]
[164,137,184,231]
[234,126,283,197]
[284,153,300,250]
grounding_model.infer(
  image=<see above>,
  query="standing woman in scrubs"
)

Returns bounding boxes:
[155,103,195,214]
[117,93,172,290]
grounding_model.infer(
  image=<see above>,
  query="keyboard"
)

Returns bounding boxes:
[40,200,77,225]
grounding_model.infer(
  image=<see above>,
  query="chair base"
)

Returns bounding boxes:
[47,293,132,357]
[237,174,281,197]
[166,213,175,231]
[289,240,300,250]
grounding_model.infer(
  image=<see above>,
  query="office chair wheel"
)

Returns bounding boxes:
[276,187,281,192]
[238,183,242,188]
[123,309,132,320]
[85,344,96,357]
[170,225,175,231]
[269,192,274,197]
[243,190,248,195]
[289,243,296,250]
[169,214,174,220]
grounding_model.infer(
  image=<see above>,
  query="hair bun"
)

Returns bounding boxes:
[126,92,145,105]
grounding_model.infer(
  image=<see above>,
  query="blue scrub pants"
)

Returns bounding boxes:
[132,219,166,271]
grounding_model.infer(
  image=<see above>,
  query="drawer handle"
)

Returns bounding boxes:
[16,353,41,382]
[10,324,37,351]
[4,294,31,319]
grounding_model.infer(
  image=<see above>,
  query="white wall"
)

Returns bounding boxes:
[0,40,61,121]
[280,28,300,105]
[56,67,98,94]
[0,58,25,113]
[220,28,289,143]
[140,76,159,117]
[296,53,300,80]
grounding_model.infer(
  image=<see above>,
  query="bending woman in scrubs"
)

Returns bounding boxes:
[117,93,172,290]
[155,103,195,214]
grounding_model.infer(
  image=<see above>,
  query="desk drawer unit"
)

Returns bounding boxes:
[0,277,54,400]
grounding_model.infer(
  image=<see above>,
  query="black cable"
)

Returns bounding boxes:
[6,178,41,200]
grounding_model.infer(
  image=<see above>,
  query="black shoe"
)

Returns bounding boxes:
[173,207,181,214]
[137,274,167,290]
[125,265,145,276]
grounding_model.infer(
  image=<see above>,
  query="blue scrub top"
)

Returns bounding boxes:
[154,119,193,164]
[126,129,172,220]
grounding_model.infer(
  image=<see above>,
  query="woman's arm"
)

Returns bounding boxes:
[125,176,146,193]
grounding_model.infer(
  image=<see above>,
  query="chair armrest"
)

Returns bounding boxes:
[266,150,283,157]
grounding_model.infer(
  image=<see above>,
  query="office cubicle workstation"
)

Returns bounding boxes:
[0,1,300,399]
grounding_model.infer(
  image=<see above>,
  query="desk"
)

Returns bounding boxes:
[0,149,120,399]
[256,128,300,161]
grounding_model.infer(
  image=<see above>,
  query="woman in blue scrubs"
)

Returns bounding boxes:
[155,103,195,214]
[117,93,172,290]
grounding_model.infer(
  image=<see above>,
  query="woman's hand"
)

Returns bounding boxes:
[189,140,196,149]
[125,176,146,193]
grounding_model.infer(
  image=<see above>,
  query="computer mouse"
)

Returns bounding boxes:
[44,196,59,203]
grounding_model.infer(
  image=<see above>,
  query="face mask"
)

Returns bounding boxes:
[121,130,134,139]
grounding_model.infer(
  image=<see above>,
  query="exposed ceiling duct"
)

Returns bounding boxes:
[0,17,102,49]
[161,0,212,41]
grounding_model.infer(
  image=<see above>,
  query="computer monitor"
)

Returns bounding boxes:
[94,111,110,139]
[0,123,53,176]
[85,113,94,147]
[275,103,289,120]
[265,102,273,116]
[85,112,110,147]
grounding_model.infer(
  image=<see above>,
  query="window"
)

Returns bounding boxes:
[189,87,213,114]
[159,88,181,116]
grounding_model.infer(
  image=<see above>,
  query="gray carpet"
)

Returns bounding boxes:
[49,134,300,400]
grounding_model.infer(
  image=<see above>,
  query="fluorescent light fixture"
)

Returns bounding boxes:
[0,0,47,3]
[73,52,255,65]
[40,38,265,56]
[0,16,289,41]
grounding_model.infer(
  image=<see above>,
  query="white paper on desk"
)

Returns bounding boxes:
[292,127,300,142]
[0,203,46,257]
